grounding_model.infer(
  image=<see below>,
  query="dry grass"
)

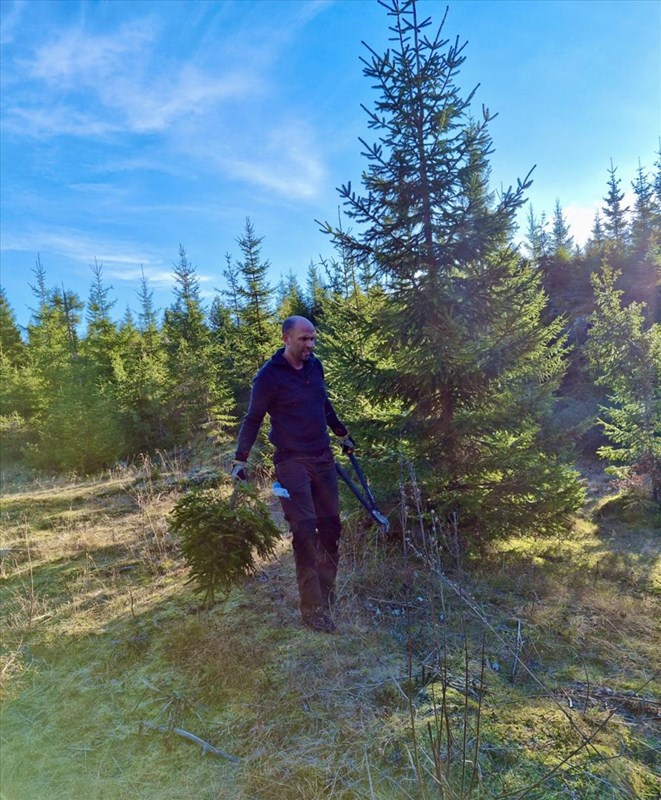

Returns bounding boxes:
[1,458,659,800]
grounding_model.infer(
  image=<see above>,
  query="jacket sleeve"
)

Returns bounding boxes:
[319,362,347,436]
[234,370,275,461]
[325,397,348,437]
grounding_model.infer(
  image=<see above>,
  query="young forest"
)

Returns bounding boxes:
[2,100,659,521]
[1,2,659,799]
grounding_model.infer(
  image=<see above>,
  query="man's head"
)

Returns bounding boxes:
[282,315,316,368]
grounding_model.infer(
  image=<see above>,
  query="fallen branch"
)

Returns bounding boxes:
[562,683,661,718]
[366,596,420,609]
[510,619,523,680]
[140,721,241,762]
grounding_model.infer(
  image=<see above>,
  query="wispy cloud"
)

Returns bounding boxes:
[0,0,26,45]
[2,226,162,276]
[2,3,332,203]
[2,226,223,295]
[6,18,259,138]
[22,20,155,86]
[220,123,326,201]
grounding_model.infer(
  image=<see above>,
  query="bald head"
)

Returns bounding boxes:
[282,315,314,336]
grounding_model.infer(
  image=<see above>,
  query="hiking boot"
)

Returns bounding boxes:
[301,607,336,633]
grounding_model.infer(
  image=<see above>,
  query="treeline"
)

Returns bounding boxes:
[1,0,659,541]
[526,158,659,321]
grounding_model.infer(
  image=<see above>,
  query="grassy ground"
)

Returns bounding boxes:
[1,457,659,800]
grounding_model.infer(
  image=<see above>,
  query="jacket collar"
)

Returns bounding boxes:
[272,347,316,371]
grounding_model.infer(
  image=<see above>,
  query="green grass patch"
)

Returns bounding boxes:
[1,466,659,799]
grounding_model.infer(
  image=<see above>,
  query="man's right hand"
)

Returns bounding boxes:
[231,460,248,482]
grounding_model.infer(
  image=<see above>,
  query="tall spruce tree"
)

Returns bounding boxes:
[587,211,605,255]
[163,245,227,443]
[306,263,329,325]
[81,260,120,380]
[231,219,280,407]
[524,206,547,265]
[320,0,583,541]
[653,143,661,210]
[586,265,660,501]
[137,267,159,345]
[108,274,169,455]
[631,160,659,254]
[551,199,574,254]
[602,160,630,250]
[629,159,661,320]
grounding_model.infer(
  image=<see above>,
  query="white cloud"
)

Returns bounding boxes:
[3,226,157,269]
[291,0,335,27]
[2,3,333,209]
[6,17,260,138]
[100,64,258,135]
[23,21,155,86]
[217,123,327,201]
[102,266,179,289]
[0,0,26,45]
[1,226,220,290]
[6,105,123,137]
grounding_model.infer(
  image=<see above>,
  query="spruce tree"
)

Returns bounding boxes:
[631,160,659,254]
[524,206,547,265]
[206,294,238,435]
[587,211,605,255]
[137,267,160,349]
[0,289,24,365]
[602,160,630,250]
[234,219,280,369]
[306,263,330,325]
[0,290,31,460]
[319,0,582,541]
[653,142,661,208]
[229,219,280,413]
[551,199,574,254]
[23,266,122,472]
[111,305,168,455]
[586,265,660,501]
[222,252,242,326]
[163,245,226,443]
[276,270,309,321]
[81,260,120,380]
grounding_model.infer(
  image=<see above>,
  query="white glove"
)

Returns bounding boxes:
[231,460,247,481]
[340,434,356,454]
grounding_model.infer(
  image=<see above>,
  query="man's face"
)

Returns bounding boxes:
[284,320,316,362]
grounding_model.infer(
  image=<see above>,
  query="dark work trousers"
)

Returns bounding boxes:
[274,450,341,613]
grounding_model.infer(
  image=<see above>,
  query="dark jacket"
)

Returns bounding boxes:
[235,348,347,464]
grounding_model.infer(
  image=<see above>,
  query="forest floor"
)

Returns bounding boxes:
[0,453,659,800]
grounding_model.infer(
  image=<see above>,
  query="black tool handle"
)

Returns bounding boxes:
[348,453,378,506]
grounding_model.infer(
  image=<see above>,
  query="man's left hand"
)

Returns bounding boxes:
[340,434,357,455]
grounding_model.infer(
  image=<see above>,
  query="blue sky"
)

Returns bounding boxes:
[1,0,659,329]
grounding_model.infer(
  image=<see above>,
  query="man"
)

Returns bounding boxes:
[231,315,355,633]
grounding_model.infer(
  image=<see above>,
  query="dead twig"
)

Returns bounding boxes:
[140,721,241,762]
[510,618,523,680]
